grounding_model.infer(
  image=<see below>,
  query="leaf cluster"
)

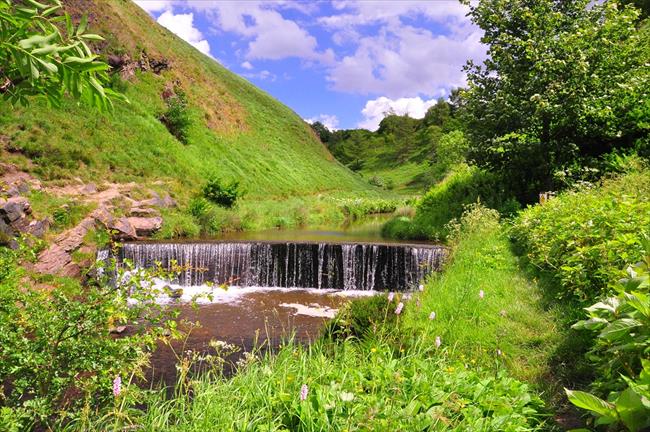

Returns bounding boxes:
[567,244,650,431]
[0,0,125,109]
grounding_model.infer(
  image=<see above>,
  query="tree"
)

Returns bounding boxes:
[309,121,332,143]
[0,0,124,110]
[462,0,649,201]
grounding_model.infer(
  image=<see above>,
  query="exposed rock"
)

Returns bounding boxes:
[109,217,137,240]
[129,207,160,217]
[80,183,97,195]
[26,218,50,238]
[0,197,31,223]
[127,216,163,237]
[91,205,114,226]
[110,325,127,334]
[35,217,95,275]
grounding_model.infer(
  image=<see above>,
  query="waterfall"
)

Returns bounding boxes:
[119,241,446,291]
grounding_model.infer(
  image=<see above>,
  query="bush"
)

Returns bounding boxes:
[382,165,518,241]
[322,294,396,340]
[368,175,385,188]
[0,247,180,430]
[159,90,191,144]
[511,169,650,302]
[566,246,650,431]
[202,177,244,208]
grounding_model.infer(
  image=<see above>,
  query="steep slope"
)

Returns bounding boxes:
[0,0,372,206]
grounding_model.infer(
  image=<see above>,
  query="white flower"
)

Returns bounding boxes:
[428,311,436,320]
[435,336,441,348]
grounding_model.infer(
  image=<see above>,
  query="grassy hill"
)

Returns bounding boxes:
[0,0,387,234]
[320,98,464,191]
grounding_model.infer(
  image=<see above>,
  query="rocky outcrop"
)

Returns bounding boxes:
[1,163,174,275]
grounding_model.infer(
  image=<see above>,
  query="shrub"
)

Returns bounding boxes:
[0,247,181,430]
[382,164,518,241]
[159,90,191,144]
[511,169,650,302]
[566,245,650,431]
[368,175,385,188]
[202,177,244,208]
[322,294,396,340]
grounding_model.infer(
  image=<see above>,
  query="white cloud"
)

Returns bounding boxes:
[241,61,253,70]
[243,70,277,82]
[306,114,339,131]
[357,96,438,131]
[319,1,486,98]
[184,2,331,62]
[134,0,172,13]
[157,10,211,56]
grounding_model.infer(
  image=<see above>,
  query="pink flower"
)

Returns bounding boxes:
[113,376,121,397]
[418,284,424,292]
[428,311,436,320]
[435,336,441,348]
[479,290,484,299]
[395,302,404,315]
[300,384,308,401]
[387,292,394,302]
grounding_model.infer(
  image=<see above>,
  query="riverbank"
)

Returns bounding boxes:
[72,205,562,431]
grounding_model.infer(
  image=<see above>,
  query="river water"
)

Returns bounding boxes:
[125,223,442,387]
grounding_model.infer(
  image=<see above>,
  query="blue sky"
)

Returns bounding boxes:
[134,0,486,130]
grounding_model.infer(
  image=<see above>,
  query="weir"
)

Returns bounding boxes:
[119,241,446,291]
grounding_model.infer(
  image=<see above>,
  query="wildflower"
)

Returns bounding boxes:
[435,336,441,348]
[387,292,394,302]
[479,290,484,299]
[300,384,308,401]
[496,349,503,356]
[416,298,421,308]
[395,302,404,315]
[370,347,377,353]
[428,311,436,320]
[418,284,424,292]
[113,376,121,397]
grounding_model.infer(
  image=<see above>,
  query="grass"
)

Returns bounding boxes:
[0,0,385,236]
[67,206,564,431]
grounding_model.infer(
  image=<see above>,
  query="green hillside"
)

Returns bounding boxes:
[0,0,382,233]
[317,97,464,191]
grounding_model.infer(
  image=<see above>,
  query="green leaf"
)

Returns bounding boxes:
[18,32,57,49]
[599,318,642,340]
[565,389,617,418]
[63,56,95,64]
[77,14,88,35]
[617,388,650,431]
[79,33,104,41]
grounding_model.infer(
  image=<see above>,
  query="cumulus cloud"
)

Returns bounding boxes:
[320,0,486,99]
[357,96,438,131]
[241,61,253,70]
[157,10,211,55]
[134,0,172,13]
[184,2,332,62]
[306,114,339,131]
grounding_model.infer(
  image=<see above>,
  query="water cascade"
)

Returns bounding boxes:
[119,241,446,291]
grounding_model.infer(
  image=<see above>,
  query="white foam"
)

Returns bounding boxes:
[134,277,381,305]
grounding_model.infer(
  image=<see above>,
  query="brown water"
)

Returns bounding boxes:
[147,288,374,387]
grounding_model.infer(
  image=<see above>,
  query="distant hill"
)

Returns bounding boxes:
[0,0,372,205]
[315,97,463,191]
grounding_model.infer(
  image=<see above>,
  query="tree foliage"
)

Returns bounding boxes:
[0,0,124,110]
[462,0,649,201]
